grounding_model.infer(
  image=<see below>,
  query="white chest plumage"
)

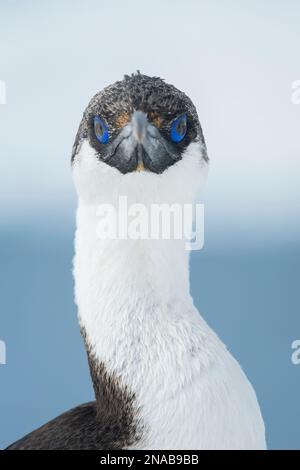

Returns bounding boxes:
[73,141,266,450]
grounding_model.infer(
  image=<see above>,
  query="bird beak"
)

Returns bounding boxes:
[100,110,181,174]
[131,111,148,144]
[131,111,147,171]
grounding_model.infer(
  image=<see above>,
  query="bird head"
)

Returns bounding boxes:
[72,72,208,205]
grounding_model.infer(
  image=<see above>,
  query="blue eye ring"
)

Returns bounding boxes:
[170,114,187,143]
[94,116,109,144]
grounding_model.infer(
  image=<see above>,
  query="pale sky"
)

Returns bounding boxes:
[0,0,299,243]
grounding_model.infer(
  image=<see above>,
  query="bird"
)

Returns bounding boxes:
[6,72,266,450]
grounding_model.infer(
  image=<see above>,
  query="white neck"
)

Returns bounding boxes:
[72,140,266,450]
[73,140,207,333]
[74,202,209,448]
[72,141,212,448]
[72,141,267,450]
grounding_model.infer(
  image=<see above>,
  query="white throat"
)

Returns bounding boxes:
[73,141,208,446]
[72,140,266,450]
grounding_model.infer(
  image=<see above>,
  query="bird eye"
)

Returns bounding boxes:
[170,114,187,143]
[94,116,109,144]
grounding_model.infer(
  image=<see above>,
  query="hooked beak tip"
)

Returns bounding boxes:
[136,161,146,172]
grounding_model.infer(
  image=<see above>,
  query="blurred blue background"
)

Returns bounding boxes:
[0,0,299,449]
